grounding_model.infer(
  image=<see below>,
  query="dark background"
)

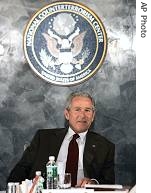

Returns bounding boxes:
[0,0,136,190]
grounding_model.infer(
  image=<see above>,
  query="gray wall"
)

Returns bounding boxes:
[0,0,136,190]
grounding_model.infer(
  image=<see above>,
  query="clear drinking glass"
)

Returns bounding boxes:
[58,173,71,189]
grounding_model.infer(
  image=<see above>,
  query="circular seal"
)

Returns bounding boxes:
[23,1,107,86]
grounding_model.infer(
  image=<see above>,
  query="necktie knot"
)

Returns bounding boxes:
[72,133,79,140]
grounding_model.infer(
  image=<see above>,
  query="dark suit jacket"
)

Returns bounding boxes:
[7,128,115,184]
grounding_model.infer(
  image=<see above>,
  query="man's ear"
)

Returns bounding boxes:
[64,109,69,120]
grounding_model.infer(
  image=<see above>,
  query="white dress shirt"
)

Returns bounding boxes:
[56,127,87,183]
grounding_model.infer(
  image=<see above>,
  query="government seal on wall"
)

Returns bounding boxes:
[23,1,107,86]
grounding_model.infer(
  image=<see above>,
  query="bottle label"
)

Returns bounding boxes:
[52,166,58,178]
[47,165,57,177]
[46,164,58,189]
[47,165,53,178]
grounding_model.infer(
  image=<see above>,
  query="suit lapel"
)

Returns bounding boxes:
[50,128,68,159]
[83,132,96,177]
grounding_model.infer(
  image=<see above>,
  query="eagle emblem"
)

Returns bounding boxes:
[24,1,107,85]
[39,13,89,74]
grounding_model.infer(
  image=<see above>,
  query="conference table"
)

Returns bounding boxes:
[0,190,129,193]
[0,185,131,193]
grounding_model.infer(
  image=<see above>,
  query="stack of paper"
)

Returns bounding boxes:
[85,184,129,193]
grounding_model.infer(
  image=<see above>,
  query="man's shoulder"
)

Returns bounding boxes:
[88,131,114,146]
[36,128,67,136]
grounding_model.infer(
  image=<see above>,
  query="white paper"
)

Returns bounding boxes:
[85,184,123,189]
[95,191,129,193]
[42,188,94,193]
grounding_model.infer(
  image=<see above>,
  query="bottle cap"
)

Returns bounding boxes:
[49,156,55,161]
[36,171,41,176]
[14,182,20,185]
[7,182,15,186]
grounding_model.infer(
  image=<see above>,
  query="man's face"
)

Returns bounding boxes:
[64,96,95,133]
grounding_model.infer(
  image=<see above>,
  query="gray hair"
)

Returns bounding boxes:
[65,91,95,111]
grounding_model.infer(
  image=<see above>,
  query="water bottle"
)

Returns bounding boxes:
[29,171,44,193]
[46,156,58,189]
[35,171,44,193]
[7,182,15,193]
[14,183,20,193]
[7,182,20,193]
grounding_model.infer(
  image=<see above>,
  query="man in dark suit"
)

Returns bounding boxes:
[7,91,115,187]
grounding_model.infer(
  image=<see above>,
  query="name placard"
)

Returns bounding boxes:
[42,188,94,193]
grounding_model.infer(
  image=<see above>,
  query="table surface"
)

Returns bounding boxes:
[0,186,131,193]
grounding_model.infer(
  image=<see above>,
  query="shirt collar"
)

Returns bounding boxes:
[66,127,88,143]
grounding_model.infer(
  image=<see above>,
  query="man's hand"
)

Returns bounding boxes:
[76,177,97,188]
